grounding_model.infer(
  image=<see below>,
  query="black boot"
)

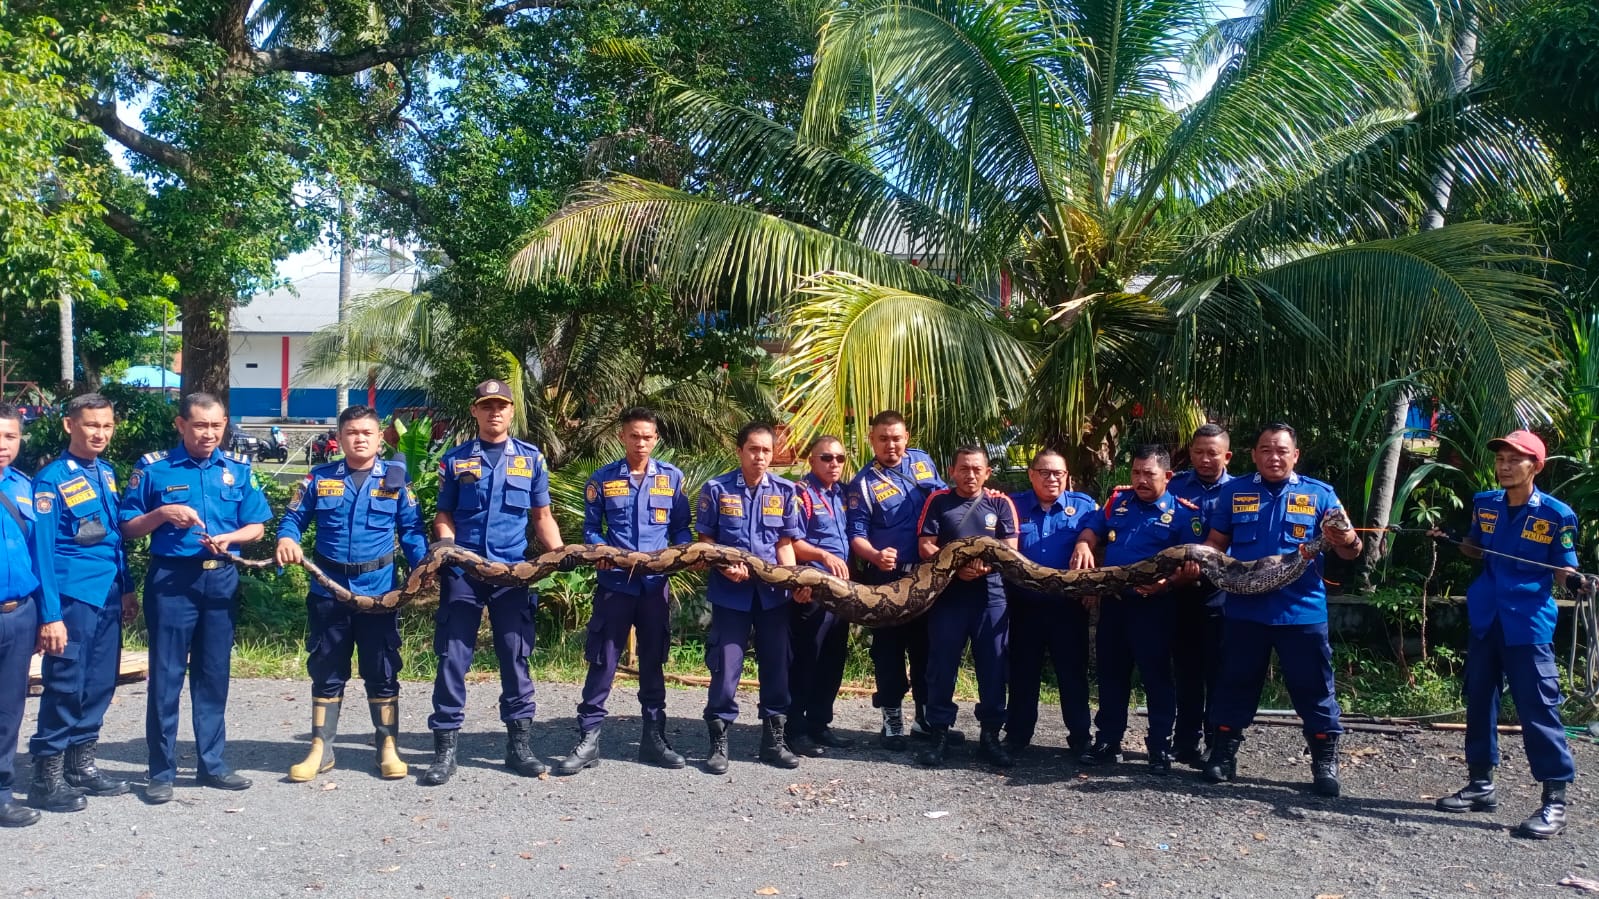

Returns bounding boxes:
[505,719,549,777]
[705,718,730,774]
[1309,733,1341,797]
[0,796,40,827]
[1203,729,1244,783]
[27,755,86,813]
[1078,740,1122,766]
[916,725,951,767]
[788,720,821,758]
[420,730,458,786]
[1436,766,1497,812]
[760,715,800,769]
[555,727,602,775]
[65,741,129,797]
[1146,737,1172,776]
[977,724,1014,768]
[1516,781,1569,839]
[640,719,686,769]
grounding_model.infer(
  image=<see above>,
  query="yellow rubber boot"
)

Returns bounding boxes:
[288,697,341,782]
[370,697,408,780]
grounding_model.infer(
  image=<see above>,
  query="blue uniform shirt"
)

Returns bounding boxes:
[796,473,850,566]
[1011,489,1097,570]
[119,445,272,558]
[1,465,60,623]
[845,449,946,566]
[696,470,804,611]
[1207,473,1345,625]
[1464,487,1580,646]
[918,488,1018,604]
[1166,469,1233,518]
[33,452,130,608]
[1084,489,1205,595]
[277,458,429,598]
[582,457,693,595]
[436,437,551,564]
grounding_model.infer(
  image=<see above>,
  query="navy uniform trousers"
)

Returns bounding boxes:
[145,560,240,782]
[862,567,928,714]
[1464,619,1576,782]
[1094,594,1178,750]
[925,592,1008,728]
[577,582,671,731]
[306,594,402,700]
[0,596,35,802]
[1210,618,1342,738]
[30,584,123,756]
[704,602,791,722]
[1170,585,1224,752]
[1005,587,1091,748]
[429,569,537,731]
[789,601,849,736]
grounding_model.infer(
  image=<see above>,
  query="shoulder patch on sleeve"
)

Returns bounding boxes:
[140,450,168,466]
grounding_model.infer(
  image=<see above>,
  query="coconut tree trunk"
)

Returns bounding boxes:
[1356,10,1477,589]
[57,289,75,391]
[336,192,353,415]
[180,289,232,404]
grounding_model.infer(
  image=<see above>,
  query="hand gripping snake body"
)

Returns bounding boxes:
[236,508,1354,628]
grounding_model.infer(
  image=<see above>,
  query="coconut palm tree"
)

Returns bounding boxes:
[511,0,1560,487]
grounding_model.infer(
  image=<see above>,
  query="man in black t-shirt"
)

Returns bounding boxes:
[916,447,1018,768]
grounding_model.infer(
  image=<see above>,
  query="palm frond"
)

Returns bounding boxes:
[508,175,971,312]
[775,272,1033,457]
[296,288,445,394]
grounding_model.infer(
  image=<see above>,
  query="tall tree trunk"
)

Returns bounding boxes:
[180,290,232,405]
[336,192,353,415]
[1356,10,1476,589]
[58,289,75,391]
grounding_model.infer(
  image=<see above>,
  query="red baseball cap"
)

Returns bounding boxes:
[1486,429,1546,464]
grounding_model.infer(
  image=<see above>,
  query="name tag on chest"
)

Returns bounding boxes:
[1232,493,1260,514]
[1286,493,1317,515]
[870,479,900,502]
[59,476,98,509]
[719,495,744,516]
[649,475,675,496]
[762,494,786,517]
[506,456,534,479]
[603,480,630,498]
[1522,518,1553,544]
[317,479,346,497]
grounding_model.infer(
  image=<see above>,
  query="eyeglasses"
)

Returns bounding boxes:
[816,453,847,463]
[1031,469,1067,479]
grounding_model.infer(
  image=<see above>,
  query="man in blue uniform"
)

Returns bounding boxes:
[1006,449,1097,756]
[120,393,271,803]
[556,408,692,775]
[847,410,947,749]
[276,405,428,782]
[426,379,565,786]
[786,436,855,758]
[915,447,1017,767]
[1,403,67,826]
[1434,430,1580,839]
[696,422,805,773]
[1200,423,1362,796]
[1164,423,1233,765]
[1070,445,1203,774]
[29,394,136,809]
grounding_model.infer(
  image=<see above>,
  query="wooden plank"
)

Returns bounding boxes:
[28,650,148,696]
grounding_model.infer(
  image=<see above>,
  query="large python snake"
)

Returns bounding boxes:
[233,509,1353,627]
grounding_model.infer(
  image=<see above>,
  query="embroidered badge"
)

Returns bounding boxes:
[603,479,630,498]
[719,494,744,516]
[586,482,599,503]
[34,491,53,514]
[912,461,932,480]
[762,494,785,516]
[1286,493,1316,515]
[984,512,998,529]
[317,479,346,498]
[59,476,96,509]
[1232,494,1260,513]
[221,468,235,487]
[653,508,668,523]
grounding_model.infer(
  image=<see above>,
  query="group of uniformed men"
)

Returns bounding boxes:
[0,385,1579,840]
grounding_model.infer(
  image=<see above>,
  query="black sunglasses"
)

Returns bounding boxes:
[816,453,847,463]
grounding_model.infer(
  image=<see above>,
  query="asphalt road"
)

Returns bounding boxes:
[6,678,1597,898]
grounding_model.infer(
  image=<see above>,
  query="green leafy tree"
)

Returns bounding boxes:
[513,0,1562,488]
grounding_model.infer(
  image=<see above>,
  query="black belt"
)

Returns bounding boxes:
[0,598,27,614]
[314,551,395,576]
[152,555,230,570]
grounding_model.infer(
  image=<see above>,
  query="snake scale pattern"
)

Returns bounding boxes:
[235,509,1353,627]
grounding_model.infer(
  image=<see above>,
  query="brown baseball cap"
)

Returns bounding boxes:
[1486,429,1546,464]
[472,379,514,406]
